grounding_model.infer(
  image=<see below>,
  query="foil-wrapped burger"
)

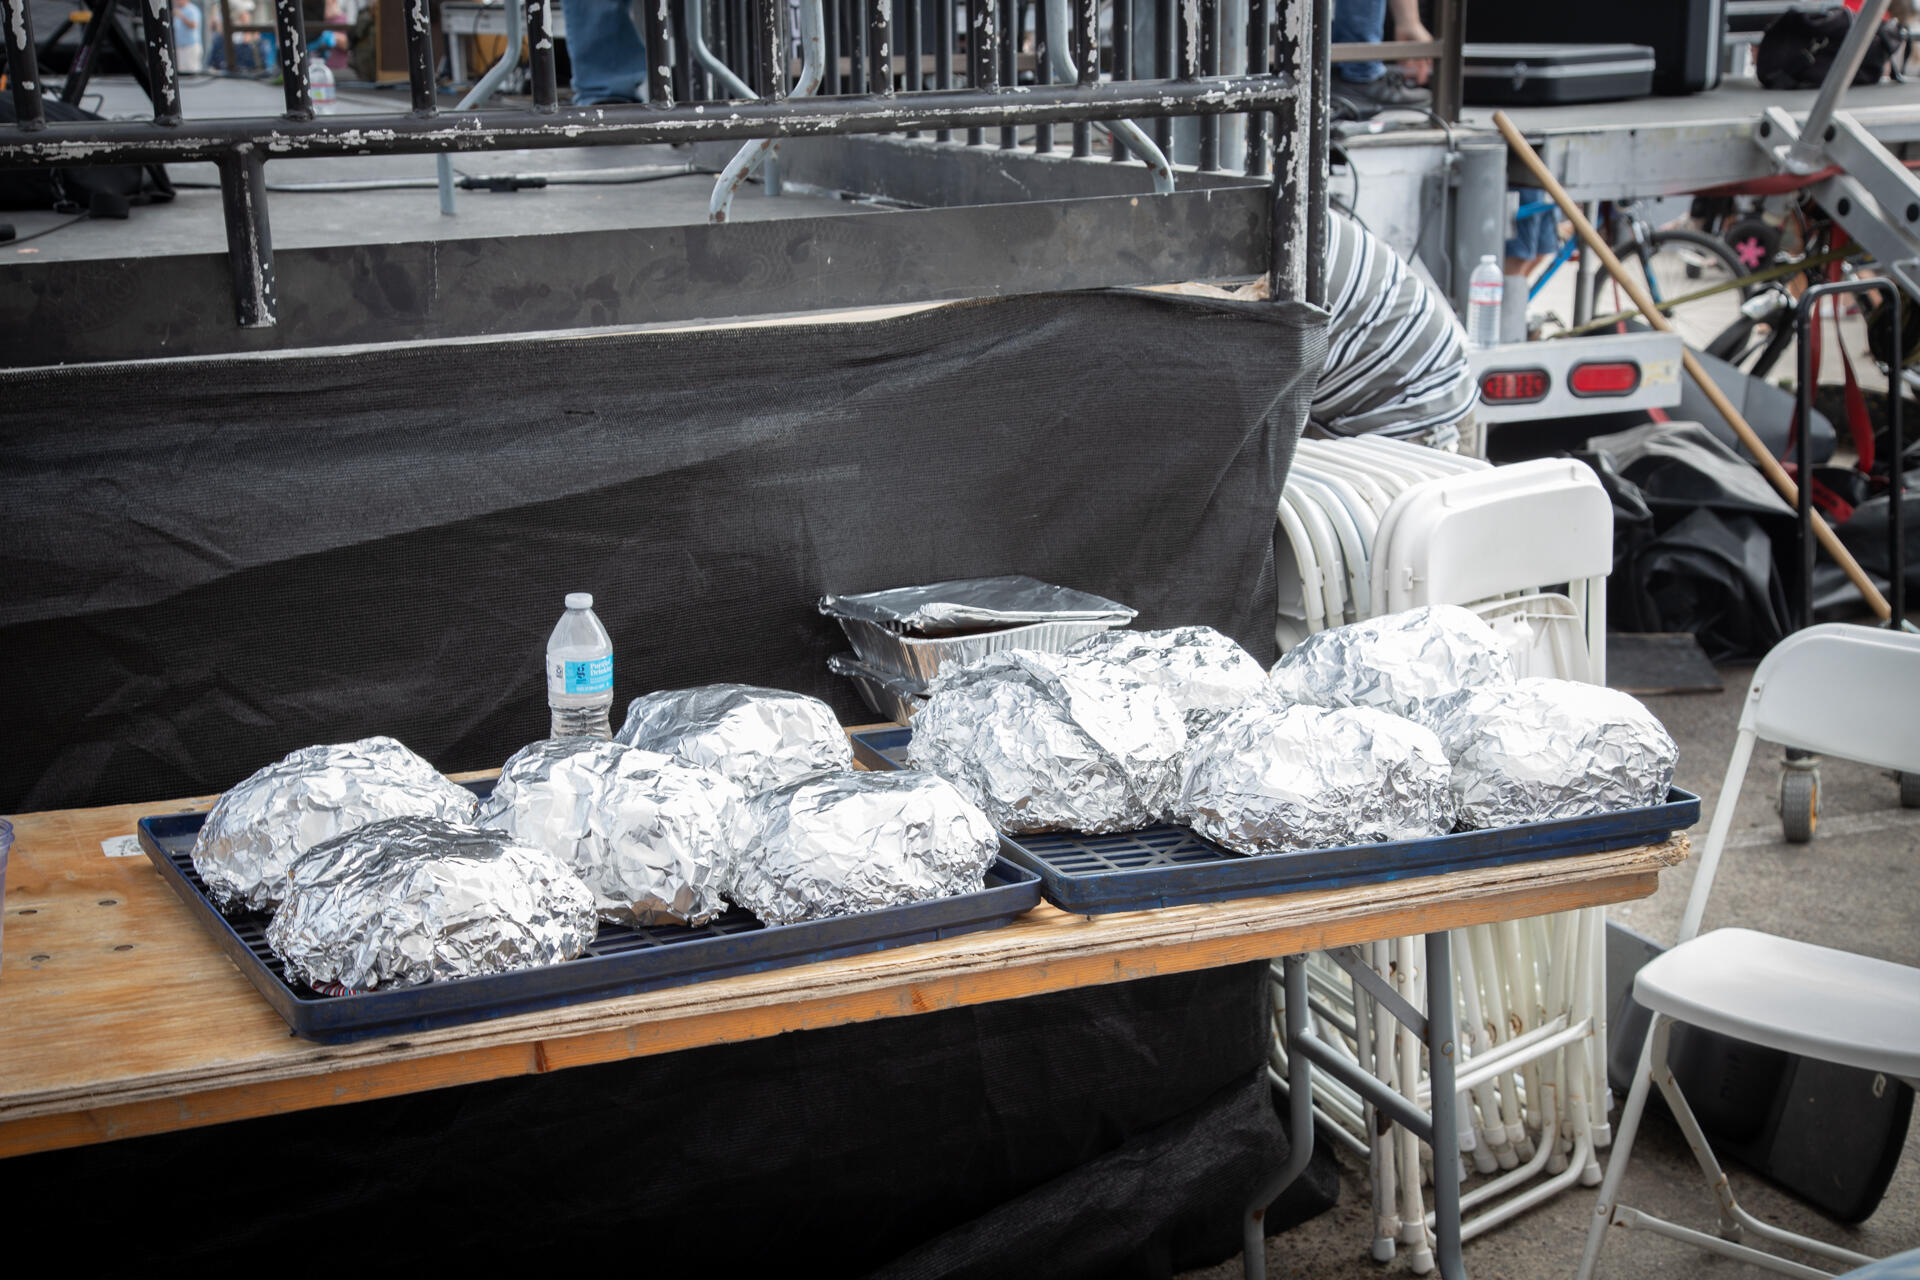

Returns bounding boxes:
[475,737,752,927]
[731,771,999,925]
[1425,678,1678,828]
[1269,605,1516,722]
[615,684,853,796]
[1176,703,1456,853]
[264,816,598,992]
[191,736,479,914]
[1066,626,1268,731]
[907,649,1187,833]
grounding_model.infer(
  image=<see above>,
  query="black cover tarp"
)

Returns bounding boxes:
[1,290,1325,811]
[0,961,1339,1276]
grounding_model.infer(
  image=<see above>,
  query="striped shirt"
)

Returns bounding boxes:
[1312,213,1478,440]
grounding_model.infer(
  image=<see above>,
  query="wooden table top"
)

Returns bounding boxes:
[0,777,1687,1161]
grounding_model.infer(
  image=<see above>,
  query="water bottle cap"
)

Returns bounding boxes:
[565,592,593,610]
[1479,254,1498,264]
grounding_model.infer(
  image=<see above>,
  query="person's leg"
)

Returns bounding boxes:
[1331,0,1385,84]
[566,0,648,105]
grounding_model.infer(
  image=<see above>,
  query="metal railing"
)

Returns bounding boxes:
[0,0,1330,335]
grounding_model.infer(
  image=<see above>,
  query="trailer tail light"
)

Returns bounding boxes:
[1478,368,1550,404]
[1568,361,1642,397]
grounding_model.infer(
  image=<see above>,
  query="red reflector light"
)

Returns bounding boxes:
[1479,368,1550,403]
[1568,361,1641,396]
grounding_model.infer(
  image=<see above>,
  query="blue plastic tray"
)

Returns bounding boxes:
[850,728,1699,915]
[139,780,1042,1043]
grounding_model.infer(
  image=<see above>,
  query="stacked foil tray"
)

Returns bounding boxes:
[821,577,1135,721]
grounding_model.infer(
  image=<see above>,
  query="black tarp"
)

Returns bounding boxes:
[0,961,1340,1276]
[1,290,1326,811]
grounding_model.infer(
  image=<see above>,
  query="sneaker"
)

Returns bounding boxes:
[1329,69,1432,119]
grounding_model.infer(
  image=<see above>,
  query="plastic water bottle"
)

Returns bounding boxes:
[1468,254,1503,349]
[308,52,337,115]
[546,593,614,739]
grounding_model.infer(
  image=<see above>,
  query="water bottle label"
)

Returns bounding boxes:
[549,655,612,695]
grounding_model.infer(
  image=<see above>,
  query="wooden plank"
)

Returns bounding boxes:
[0,784,1686,1159]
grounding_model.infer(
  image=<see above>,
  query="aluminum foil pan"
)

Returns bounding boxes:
[820,575,1136,632]
[827,651,927,724]
[474,737,752,926]
[1067,626,1268,732]
[730,770,1000,925]
[191,736,479,914]
[1269,604,1516,722]
[265,815,598,993]
[833,616,1127,685]
[1176,703,1456,854]
[614,683,853,796]
[1425,677,1678,829]
[906,649,1188,833]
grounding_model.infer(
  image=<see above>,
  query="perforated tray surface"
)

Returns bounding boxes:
[850,729,1699,915]
[140,779,1041,1043]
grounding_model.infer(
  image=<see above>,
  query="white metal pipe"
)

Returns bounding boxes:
[686,0,757,98]
[709,0,822,221]
[1042,0,1175,193]
[1369,939,1400,1262]
[1394,935,1434,1272]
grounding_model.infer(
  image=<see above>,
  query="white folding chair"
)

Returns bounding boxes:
[1576,624,1920,1280]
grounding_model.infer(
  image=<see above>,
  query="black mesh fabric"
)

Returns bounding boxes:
[1,289,1324,811]
[0,962,1338,1276]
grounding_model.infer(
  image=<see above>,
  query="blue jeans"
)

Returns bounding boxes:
[567,0,647,105]
[1332,0,1385,84]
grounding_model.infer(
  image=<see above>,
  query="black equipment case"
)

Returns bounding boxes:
[1462,43,1659,106]
[1464,0,1726,94]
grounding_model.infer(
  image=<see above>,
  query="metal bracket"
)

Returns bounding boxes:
[1325,944,1429,1041]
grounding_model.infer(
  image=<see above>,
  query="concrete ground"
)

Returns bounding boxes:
[1185,626,1920,1280]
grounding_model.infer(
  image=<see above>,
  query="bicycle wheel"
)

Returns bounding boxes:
[1608,227,1754,352]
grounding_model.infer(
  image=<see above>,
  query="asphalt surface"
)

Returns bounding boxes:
[1184,634,1920,1280]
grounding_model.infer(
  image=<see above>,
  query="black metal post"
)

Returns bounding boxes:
[401,0,436,114]
[904,0,923,131]
[1198,0,1219,170]
[137,0,183,125]
[217,0,236,75]
[1796,295,1819,630]
[823,0,841,93]
[936,0,953,139]
[999,0,1015,147]
[870,0,893,93]
[671,0,694,102]
[965,0,996,144]
[645,0,675,103]
[1070,0,1091,154]
[1110,0,1130,159]
[1,0,47,128]
[62,0,121,105]
[270,0,311,119]
[526,0,557,110]
[216,146,274,328]
[1431,0,1462,124]
[1305,0,1329,308]
[1153,0,1172,150]
[1034,0,1052,152]
[1245,0,1268,173]
[761,0,785,96]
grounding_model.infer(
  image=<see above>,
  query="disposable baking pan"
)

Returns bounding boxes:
[850,728,1698,914]
[138,780,1041,1043]
[827,651,926,724]
[832,616,1123,684]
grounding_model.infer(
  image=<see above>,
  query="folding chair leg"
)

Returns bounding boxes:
[1646,1019,1742,1241]
[1574,1014,1662,1280]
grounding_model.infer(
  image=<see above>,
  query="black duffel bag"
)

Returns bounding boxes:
[0,96,172,213]
[1757,8,1905,90]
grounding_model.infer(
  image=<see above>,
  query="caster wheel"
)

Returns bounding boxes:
[1900,772,1920,809]
[1780,769,1818,844]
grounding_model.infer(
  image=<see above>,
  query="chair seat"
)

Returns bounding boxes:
[1634,928,1920,1080]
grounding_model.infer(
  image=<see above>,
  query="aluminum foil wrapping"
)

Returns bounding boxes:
[906,649,1188,833]
[474,737,752,926]
[1269,605,1517,721]
[191,736,479,914]
[1425,677,1678,829]
[730,770,999,925]
[820,575,1136,632]
[264,815,598,992]
[1066,626,1268,732]
[614,684,854,796]
[1176,703,1456,854]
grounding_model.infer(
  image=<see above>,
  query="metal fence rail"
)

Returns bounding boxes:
[0,0,1330,336]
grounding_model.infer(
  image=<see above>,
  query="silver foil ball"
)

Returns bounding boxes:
[731,770,1000,925]
[475,737,753,927]
[1066,626,1269,732]
[906,649,1188,834]
[615,683,853,796]
[1269,605,1516,722]
[1176,702,1457,853]
[191,736,479,914]
[265,815,598,992]
[1425,677,1678,829]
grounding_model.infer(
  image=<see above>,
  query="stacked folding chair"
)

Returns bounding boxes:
[1270,437,1616,1272]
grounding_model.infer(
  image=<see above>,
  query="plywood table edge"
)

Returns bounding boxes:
[0,835,1686,1158]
